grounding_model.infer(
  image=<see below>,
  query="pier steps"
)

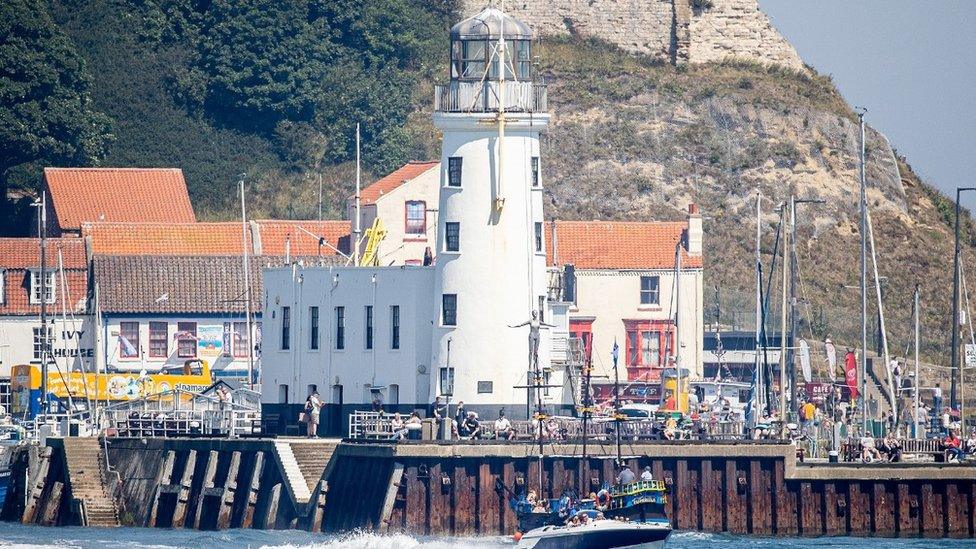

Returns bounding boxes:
[273,439,339,507]
[62,438,121,527]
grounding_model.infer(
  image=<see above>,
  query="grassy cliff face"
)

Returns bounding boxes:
[534,38,969,372]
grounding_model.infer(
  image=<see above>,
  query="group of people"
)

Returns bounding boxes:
[430,397,518,440]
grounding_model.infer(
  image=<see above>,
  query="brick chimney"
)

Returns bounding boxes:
[686,202,702,256]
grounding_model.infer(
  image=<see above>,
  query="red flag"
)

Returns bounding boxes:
[844,351,859,399]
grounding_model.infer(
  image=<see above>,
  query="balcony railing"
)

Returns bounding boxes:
[434,80,547,113]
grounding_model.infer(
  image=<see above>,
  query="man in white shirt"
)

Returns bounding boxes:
[494,410,515,440]
[640,466,653,481]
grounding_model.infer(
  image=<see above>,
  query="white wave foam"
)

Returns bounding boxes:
[262,531,509,549]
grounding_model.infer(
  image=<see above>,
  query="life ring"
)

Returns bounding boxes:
[596,489,611,509]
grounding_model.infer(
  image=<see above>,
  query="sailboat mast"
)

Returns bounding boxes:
[914,284,921,437]
[613,339,621,467]
[39,192,49,417]
[778,202,789,432]
[753,190,763,420]
[354,123,362,266]
[858,109,868,433]
[240,175,254,389]
[495,2,506,212]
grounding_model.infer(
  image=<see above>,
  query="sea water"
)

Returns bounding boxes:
[0,525,969,548]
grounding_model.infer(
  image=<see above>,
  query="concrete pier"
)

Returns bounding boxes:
[2,438,974,537]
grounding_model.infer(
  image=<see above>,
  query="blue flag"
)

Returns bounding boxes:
[612,340,619,365]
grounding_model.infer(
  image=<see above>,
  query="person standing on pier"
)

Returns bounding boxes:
[304,392,322,438]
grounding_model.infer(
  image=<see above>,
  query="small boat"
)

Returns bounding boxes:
[516,511,671,549]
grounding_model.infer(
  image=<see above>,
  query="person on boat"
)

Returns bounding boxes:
[640,466,653,481]
[494,409,515,440]
[616,463,636,484]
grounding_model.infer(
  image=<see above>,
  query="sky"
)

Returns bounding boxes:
[760,0,976,208]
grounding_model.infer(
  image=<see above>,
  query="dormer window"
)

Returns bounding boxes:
[29,270,56,305]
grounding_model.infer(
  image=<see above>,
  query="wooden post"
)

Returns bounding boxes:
[240,451,264,529]
[216,451,241,529]
[874,482,895,536]
[39,481,63,526]
[379,462,405,534]
[22,446,52,524]
[309,480,328,533]
[171,449,197,528]
[193,450,220,529]
[146,450,176,527]
[263,483,282,530]
[897,482,919,536]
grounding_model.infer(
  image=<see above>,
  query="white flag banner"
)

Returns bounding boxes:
[825,339,837,381]
[799,338,812,383]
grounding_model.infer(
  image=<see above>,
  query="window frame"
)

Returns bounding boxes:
[149,321,168,358]
[531,156,540,187]
[119,321,140,359]
[534,222,543,253]
[335,306,345,350]
[29,270,56,305]
[233,321,250,358]
[391,305,400,350]
[404,200,427,235]
[32,326,52,360]
[280,306,291,350]
[445,221,460,252]
[448,157,463,187]
[309,306,319,350]
[640,275,661,306]
[176,321,197,359]
[222,322,233,357]
[622,320,673,381]
[365,305,373,350]
[442,294,457,326]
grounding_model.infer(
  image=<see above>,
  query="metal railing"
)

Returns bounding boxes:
[434,81,547,113]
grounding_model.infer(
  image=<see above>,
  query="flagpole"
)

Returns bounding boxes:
[612,339,621,467]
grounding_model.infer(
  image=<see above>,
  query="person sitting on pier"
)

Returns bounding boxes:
[944,427,964,462]
[494,410,515,440]
[662,415,678,440]
[877,431,902,462]
[460,411,482,439]
[860,436,883,463]
[390,413,407,440]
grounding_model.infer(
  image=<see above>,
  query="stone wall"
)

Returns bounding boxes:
[460,0,805,70]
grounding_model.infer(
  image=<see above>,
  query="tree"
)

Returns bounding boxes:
[0,0,113,196]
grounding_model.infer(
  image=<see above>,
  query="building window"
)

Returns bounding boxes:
[534,222,543,252]
[477,381,493,394]
[222,322,233,356]
[623,320,672,381]
[531,157,540,187]
[310,306,319,350]
[281,307,291,350]
[405,200,426,235]
[32,326,51,360]
[641,331,660,368]
[119,321,140,358]
[640,276,660,305]
[538,296,546,322]
[448,157,463,187]
[177,322,197,358]
[233,322,249,358]
[149,322,168,358]
[29,271,56,305]
[335,306,345,350]
[391,305,400,349]
[445,222,460,252]
[365,305,373,350]
[442,294,457,326]
[278,384,289,404]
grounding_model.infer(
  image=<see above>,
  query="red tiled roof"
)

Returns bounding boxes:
[0,238,87,269]
[254,220,350,257]
[83,222,247,256]
[547,221,703,270]
[0,238,88,315]
[358,161,439,205]
[44,168,196,231]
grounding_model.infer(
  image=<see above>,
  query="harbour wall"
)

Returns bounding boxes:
[3,438,975,537]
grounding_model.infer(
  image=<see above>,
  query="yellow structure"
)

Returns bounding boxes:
[360,217,388,266]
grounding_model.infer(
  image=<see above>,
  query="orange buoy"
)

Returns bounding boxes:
[513,531,523,541]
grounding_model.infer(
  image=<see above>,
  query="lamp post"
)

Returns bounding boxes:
[950,187,976,412]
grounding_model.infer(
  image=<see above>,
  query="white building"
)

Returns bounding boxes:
[260,8,705,433]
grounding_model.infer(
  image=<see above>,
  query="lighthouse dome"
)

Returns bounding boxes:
[450,7,534,40]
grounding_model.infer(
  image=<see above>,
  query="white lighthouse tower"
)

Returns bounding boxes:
[431,7,551,417]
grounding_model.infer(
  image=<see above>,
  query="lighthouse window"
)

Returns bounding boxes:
[405,200,426,234]
[448,157,463,187]
[445,222,460,252]
[442,294,457,326]
[459,40,487,79]
[534,222,543,252]
[531,157,540,187]
[640,276,660,305]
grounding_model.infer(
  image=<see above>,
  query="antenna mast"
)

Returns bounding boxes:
[240,174,254,389]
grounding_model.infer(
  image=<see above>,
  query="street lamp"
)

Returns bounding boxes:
[951,187,976,412]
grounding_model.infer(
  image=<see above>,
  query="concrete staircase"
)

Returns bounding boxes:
[272,440,340,508]
[62,438,121,527]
